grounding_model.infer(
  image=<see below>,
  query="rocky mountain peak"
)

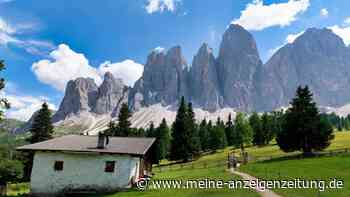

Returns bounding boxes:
[190,43,222,111]
[52,77,98,122]
[92,72,128,115]
[217,23,262,111]
[219,24,260,58]
[292,27,346,56]
[260,27,350,111]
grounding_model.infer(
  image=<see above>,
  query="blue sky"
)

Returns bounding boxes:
[1,0,350,120]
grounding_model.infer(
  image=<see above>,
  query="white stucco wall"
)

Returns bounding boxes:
[30,151,140,195]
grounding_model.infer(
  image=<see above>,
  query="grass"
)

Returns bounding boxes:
[5,132,350,197]
[95,167,258,197]
[238,131,350,197]
[240,155,350,197]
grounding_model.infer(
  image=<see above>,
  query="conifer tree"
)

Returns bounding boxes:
[157,118,171,160]
[187,103,201,155]
[116,103,132,137]
[225,114,235,146]
[29,102,54,144]
[199,119,210,151]
[169,97,192,162]
[277,86,334,156]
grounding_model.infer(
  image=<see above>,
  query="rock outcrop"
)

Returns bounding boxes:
[93,72,128,116]
[259,28,350,111]
[216,24,263,111]
[52,78,98,122]
[53,72,128,122]
[189,43,222,111]
[130,46,189,108]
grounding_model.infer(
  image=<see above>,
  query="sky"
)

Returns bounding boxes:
[1,0,350,121]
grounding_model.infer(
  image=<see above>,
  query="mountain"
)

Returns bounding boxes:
[217,24,263,111]
[53,72,129,123]
[19,25,350,135]
[189,43,222,111]
[258,28,350,111]
[130,46,188,110]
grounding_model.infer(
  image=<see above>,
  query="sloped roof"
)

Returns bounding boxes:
[17,135,156,156]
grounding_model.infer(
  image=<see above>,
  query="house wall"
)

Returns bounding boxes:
[30,151,141,196]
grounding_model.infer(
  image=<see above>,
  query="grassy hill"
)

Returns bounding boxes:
[94,131,350,197]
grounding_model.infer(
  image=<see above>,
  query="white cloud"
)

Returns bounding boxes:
[32,44,102,91]
[3,93,57,121]
[320,8,329,17]
[32,44,144,92]
[98,60,144,87]
[329,25,350,46]
[0,17,54,55]
[153,46,165,53]
[145,0,180,14]
[286,31,305,43]
[232,0,310,31]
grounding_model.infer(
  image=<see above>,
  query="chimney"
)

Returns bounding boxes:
[97,132,106,149]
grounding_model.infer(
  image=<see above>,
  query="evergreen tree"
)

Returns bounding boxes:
[208,118,227,151]
[115,103,132,137]
[106,121,117,136]
[187,103,201,155]
[225,114,235,146]
[277,86,334,156]
[234,112,253,152]
[146,122,160,164]
[157,119,171,160]
[29,102,54,144]
[146,122,156,137]
[199,119,210,151]
[169,97,192,162]
[249,112,264,146]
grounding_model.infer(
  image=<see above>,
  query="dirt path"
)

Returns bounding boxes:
[230,168,282,197]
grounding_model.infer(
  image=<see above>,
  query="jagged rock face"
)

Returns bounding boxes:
[190,43,222,111]
[131,46,188,107]
[53,73,129,123]
[259,28,350,111]
[93,72,128,115]
[217,24,263,111]
[53,78,98,122]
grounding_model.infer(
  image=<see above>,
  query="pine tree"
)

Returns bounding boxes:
[208,118,227,151]
[106,121,117,136]
[225,114,235,146]
[169,97,192,162]
[116,103,132,137]
[234,112,253,152]
[157,118,171,160]
[277,86,334,156]
[199,119,210,151]
[29,102,54,144]
[187,103,201,155]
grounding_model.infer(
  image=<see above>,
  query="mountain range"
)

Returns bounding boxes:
[15,24,350,134]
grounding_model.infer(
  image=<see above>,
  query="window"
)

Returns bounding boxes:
[54,161,64,171]
[105,161,115,173]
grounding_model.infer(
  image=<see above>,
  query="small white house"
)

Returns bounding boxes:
[17,134,156,196]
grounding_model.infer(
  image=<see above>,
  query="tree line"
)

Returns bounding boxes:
[106,97,284,163]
